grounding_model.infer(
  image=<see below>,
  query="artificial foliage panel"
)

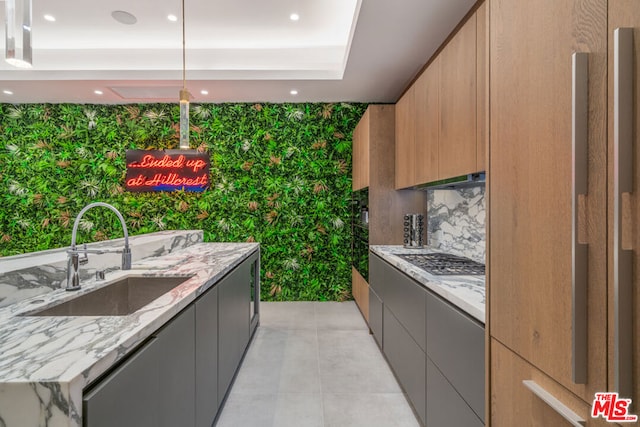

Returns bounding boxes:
[0,103,367,301]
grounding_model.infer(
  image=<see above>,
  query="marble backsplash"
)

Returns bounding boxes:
[0,230,203,308]
[426,186,486,264]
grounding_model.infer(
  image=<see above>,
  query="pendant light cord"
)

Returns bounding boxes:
[182,0,186,90]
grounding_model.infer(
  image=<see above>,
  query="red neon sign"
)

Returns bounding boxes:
[125,150,210,192]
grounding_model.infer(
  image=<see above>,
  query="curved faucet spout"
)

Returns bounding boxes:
[66,202,132,291]
[70,202,130,251]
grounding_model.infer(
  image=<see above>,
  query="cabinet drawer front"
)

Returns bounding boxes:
[156,306,196,427]
[426,291,485,421]
[426,357,484,427]
[369,286,383,349]
[196,286,219,427]
[383,305,426,424]
[83,337,161,427]
[369,253,387,300]
[373,255,426,351]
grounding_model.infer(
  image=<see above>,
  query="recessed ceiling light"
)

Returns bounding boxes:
[200,90,209,95]
[167,14,178,22]
[111,10,137,25]
[94,90,103,95]
[3,90,13,95]
[290,90,298,96]
[290,13,300,21]
[43,14,56,22]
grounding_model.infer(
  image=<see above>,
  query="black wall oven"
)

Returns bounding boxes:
[352,188,369,281]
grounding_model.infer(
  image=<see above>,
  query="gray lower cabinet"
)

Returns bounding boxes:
[426,358,484,427]
[369,287,383,348]
[217,254,252,408]
[370,253,485,426]
[377,257,426,352]
[195,285,218,427]
[83,305,195,427]
[426,290,484,422]
[157,305,196,427]
[383,306,426,425]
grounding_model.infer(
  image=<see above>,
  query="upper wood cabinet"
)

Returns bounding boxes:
[395,2,487,189]
[415,57,440,185]
[475,1,488,172]
[439,12,477,179]
[395,86,416,189]
[352,108,370,191]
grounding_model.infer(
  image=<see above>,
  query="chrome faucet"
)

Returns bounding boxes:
[66,202,132,291]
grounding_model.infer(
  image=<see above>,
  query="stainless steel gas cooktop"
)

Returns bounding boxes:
[396,252,485,276]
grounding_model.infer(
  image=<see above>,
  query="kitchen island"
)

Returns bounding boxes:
[0,239,260,427]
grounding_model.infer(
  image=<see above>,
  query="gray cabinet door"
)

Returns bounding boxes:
[156,305,196,427]
[371,253,426,352]
[383,305,426,425]
[84,306,196,427]
[426,357,483,427]
[369,253,387,301]
[369,286,383,348]
[218,257,251,407]
[195,285,218,427]
[83,337,161,427]
[426,291,484,422]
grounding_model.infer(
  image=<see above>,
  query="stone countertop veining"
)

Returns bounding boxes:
[369,245,485,324]
[0,242,259,427]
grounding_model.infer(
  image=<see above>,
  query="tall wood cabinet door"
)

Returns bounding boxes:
[476,1,488,172]
[352,108,370,191]
[489,0,607,403]
[395,85,416,189]
[439,13,477,179]
[608,0,640,406]
[491,339,608,427]
[415,57,440,185]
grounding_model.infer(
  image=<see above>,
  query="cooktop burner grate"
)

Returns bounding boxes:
[396,252,485,276]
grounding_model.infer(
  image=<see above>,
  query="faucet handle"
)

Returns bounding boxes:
[79,243,89,265]
[122,247,132,270]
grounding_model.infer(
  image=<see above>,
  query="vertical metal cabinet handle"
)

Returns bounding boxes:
[614,27,634,399]
[571,52,589,384]
[523,380,586,427]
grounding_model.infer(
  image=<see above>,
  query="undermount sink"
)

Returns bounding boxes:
[26,276,192,317]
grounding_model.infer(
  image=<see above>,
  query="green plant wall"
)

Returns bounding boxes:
[0,102,367,301]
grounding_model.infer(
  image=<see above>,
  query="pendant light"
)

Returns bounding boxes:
[5,0,33,68]
[179,0,191,149]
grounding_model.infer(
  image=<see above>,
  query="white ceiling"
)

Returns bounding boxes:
[0,0,477,104]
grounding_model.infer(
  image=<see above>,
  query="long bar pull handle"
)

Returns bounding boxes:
[523,380,586,427]
[614,27,634,399]
[571,52,589,384]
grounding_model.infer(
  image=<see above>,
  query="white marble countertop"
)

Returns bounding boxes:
[0,242,259,427]
[369,245,485,324]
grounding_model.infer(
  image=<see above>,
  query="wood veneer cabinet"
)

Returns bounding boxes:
[395,2,487,189]
[488,0,640,425]
[439,11,477,179]
[608,0,640,413]
[415,57,440,185]
[352,105,425,319]
[395,87,417,189]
